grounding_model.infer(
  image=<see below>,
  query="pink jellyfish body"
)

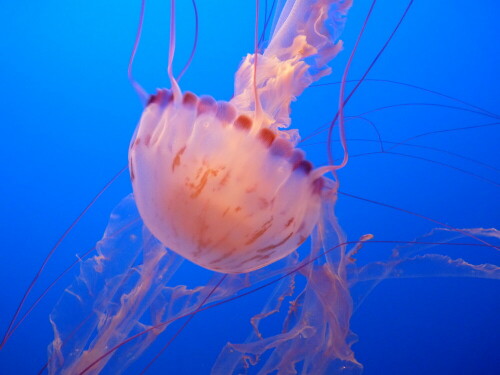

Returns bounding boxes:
[49,1,360,373]
[130,89,324,274]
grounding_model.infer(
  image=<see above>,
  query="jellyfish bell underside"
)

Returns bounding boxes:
[47,0,499,374]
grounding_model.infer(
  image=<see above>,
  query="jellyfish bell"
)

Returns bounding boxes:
[130,89,324,273]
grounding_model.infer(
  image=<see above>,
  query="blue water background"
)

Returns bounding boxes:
[1,1,499,374]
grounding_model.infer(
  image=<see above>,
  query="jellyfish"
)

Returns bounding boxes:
[0,1,498,374]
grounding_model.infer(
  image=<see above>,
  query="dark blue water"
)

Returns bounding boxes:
[1,1,498,374]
